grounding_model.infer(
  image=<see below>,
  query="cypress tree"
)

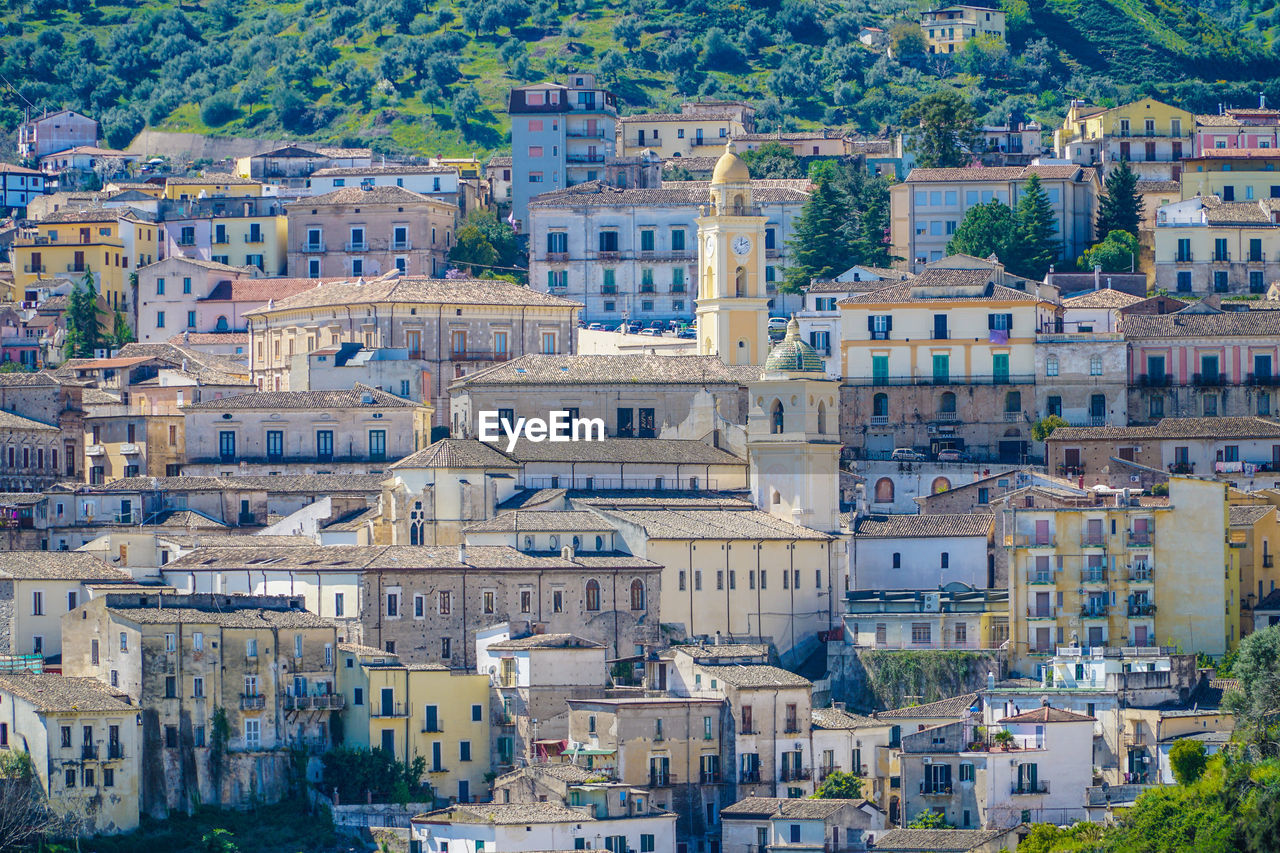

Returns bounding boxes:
[1014,173,1059,280]
[63,270,103,359]
[1095,159,1144,240]
[784,164,855,291]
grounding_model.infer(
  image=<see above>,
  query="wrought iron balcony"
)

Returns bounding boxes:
[240,693,266,710]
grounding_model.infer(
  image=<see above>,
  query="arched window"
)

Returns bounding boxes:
[409,500,424,546]
[772,489,781,505]
[572,535,581,549]
[734,266,746,297]
[770,400,784,434]
[817,401,827,434]
[733,193,745,214]
[409,523,421,545]
[585,579,601,611]
[1005,391,1021,413]
[874,477,895,503]
[873,393,889,418]
[215,315,229,332]
[932,477,952,494]
[630,579,646,611]
[939,391,956,415]
[549,534,560,550]
[594,535,604,550]
[523,535,534,550]
[1046,354,1059,377]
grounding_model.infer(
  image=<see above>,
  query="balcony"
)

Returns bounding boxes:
[1127,603,1157,617]
[870,415,889,426]
[851,374,1035,387]
[119,443,140,456]
[1004,411,1022,422]
[301,242,326,253]
[567,129,608,139]
[1212,252,1231,263]
[1026,607,1057,619]
[85,444,106,457]
[1016,535,1057,548]
[391,240,412,251]
[779,767,811,782]
[1128,566,1154,583]
[596,250,621,262]
[919,783,953,796]
[648,772,674,787]
[818,765,843,781]
[1175,252,1193,262]
[1266,555,1275,569]
[934,411,958,422]
[1011,781,1049,795]
[114,512,138,525]
[240,693,266,710]
[1249,373,1280,386]
[345,241,369,252]
[244,233,265,244]
[1080,605,1109,619]
[1192,373,1225,387]
[449,350,511,362]
[1137,374,1172,387]
[699,770,722,784]
[1080,568,1107,584]
[66,263,87,273]
[1127,531,1153,547]
[22,264,46,273]
[371,701,410,719]
[1026,571,1054,585]
[107,742,123,760]
[81,744,98,760]
[567,154,606,164]
[1168,462,1195,474]
[783,724,801,734]
[739,769,761,783]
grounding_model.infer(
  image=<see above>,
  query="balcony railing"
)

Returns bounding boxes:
[1129,566,1154,582]
[1127,532,1153,547]
[783,723,800,734]
[851,374,1035,387]
[1080,568,1107,584]
[648,772,674,787]
[1081,535,1106,549]
[284,693,345,711]
[1026,607,1057,619]
[244,234,265,244]
[1127,603,1157,617]
[448,350,511,362]
[699,770,722,784]
[1012,781,1049,795]
[1212,252,1231,263]
[1249,373,1280,386]
[1137,374,1172,387]
[1015,535,1057,548]
[22,264,46,273]
[920,783,953,795]
[779,767,811,782]
[739,769,761,783]
[301,242,326,252]
[870,415,889,426]
[1026,571,1054,585]
[1193,373,1225,387]
[371,701,410,718]
[391,240,412,251]
[1080,605,1109,619]
[81,744,98,760]
[1168,462,1195,474]
[241,693,266,710]
[107,742,123,760]
[345,241,369,252]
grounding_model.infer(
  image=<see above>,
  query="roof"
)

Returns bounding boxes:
[0,673,133,713]
[1229,504,1275,526]
[169,332,250,345]
[764,318,826,373]
[696,665,811,688]
[501,438,743,466]
[1137,180,1181,193]
[840,272,1042,305]
[105,603,333,628]
[309,165,457,177]
[1062,289,1145,309]
[811,707,883,730]
[527,180,807,209]
[999,705,1096,723]
[183,384,419,410]
[852,514,993,539]
[453,354,745,387]
[83,474,387,494]
[0,410,59,431]
[905,164,1091,183]
[163,544,659,572]
[244,275,580,315]
[1049,416,1280,442]
[486,633,605,651]
[388,438,520,471]
[720,798,871,820]
[415,803,595,825]
[0,163,41,175]
[1255,588,1280,611]
[166,173,260,186]
[0,552,130,581]
[287,185,443,207]
[1123,306,1280,338]
[201,277,333,303]
[599,508,831,541]
[462,511,616,534]
[876,692,980,720]
[871,828,1014,852]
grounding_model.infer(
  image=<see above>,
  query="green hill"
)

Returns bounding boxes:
[2,0,1280,159]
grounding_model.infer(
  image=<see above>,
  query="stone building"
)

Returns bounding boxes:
[0,551,131,661]
[0,371,88,482]
[61,593,339,818]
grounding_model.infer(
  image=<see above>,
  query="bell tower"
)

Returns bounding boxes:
[695,141,770,365]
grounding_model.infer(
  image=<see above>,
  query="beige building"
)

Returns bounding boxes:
[617,101,755,159]
[891,165,1098,271]
[0,551,131,661]
[243,274,580,424]
[1054,98,1194,179]
[920,5,1006,54]
[1153,196,1280,296]
[285,185,458,279]
[62,592,340,818]
[0,672,141,834]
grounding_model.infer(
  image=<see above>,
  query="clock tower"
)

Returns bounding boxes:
[695,141,770,365]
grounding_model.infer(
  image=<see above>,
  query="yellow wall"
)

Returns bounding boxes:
[10,217,161,309]
[1181,164,1280,201]
[163,180,263,200]
[210,214,288,275]
[921,6,1006,54]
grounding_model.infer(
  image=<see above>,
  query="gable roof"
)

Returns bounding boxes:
[876,692,980,720]
[527,179,809,209]
[1049,416,1280,442]
[182,384,419,410]
[697,665,811,688]
[905,164,1092,183]
[243,275,580,315]
[0,552,130,581]
[287,185,442,206]
[1062,289,1144,309]
[501,437,743,466]
[840,273,1042,305]
[852,514,993,538]
[486,633,605,651]
[201,277,335,303]
[598,507,831,541]
[452,354,744,387]
[388,438,519,470]
[720,797,872,819]
[0,673,133,713]
[999,705,1095,723]
[1123,306,1280,337]
[872,828,1014,852]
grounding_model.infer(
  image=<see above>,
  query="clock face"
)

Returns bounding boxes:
[732,235,752,256]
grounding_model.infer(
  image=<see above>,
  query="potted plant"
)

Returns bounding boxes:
[993,729,1016,750]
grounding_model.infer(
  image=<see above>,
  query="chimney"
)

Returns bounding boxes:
[1106,277,1113,290]
[987,671,996,690]
[458,543,466,564]
[561,545,574,561]
[855,483,868,520]
[1093,264,1101,291]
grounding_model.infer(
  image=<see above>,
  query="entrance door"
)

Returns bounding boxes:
[1134,625,1149,646]
[380,687,394,717]
[380,729,394,754]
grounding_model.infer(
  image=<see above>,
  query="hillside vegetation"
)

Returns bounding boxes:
[3,0,1280,158]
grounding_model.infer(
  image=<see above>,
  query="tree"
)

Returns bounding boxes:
[613,16,641,52]
[1032,414,1068,442]
[850,177,893,267]
[784,164,856,291]
[741,142,803,179]
[1169,738,1208,785]
[111,310,135,347]
[451,87,483,138]
[907,810,951,829]
[1224,625,1280,752]
[449,223,499,275]
[1013,174,1059,279]
[947,200,1017,263]
[810,770,862,799]
[889,22,926,61]
[902,89,978,168]
[202,828,240,853]
[200,91,239,127]
[64,270,104,359]
[1095,159,1144,240]
[0,751,56,850]
[1080,229,1140,272]
[320,747,429,805]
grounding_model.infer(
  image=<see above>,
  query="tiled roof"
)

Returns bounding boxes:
[905,164,1091,183]
[0,492,48,505]
[619,109,743,122]
[35,207,130,223]
[697,665,811,688]
[1062,289,1144,308]
[338,641,395,657]
[1123,306,1280,337]
[840,272,1043,304]
[105,601,333,628]
[201,277,335,303]
[598,508,831,541]
[502,438,744,466]
[0,673,133,713]
[999,705,1095,723]
[1137,180,1181,193]
[453,354,744,387]
[169,332,250,345]
[166,173,260,186]
[1202,199,1274,225]
[0,370,63,387]
[568,490,754,510]
[720,797,870,819]
[486,155,512,167]
[876,692,980,720]
[183,384,419,410]
[286,185,444,206]
[389,438,520,471]
[0,552,130,581]
[462,510,616,534]
[163,544,659,572]
[872,828,1012,852]
[0,410,58,431]
[113,342,251,383]
[811,707,883,730]
[486,633,605,651]
[852,514,993,539]
[1050,416,1280,442]
[309,165,457,177]
[244,275,580,314]
[527,180,808,208]
[153,257,243,273]
[416,803,595,825]
[668,643,769,660]
[88,474,388,494]
[1229,504,1275,525]
[1255,588,1280,611]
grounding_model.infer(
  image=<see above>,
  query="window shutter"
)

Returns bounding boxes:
[1005,313,1014,331]
[886,315,893,331]
[988,313,995,329]
[868,316,875,332]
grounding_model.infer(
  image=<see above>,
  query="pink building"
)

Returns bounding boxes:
[196,276,336,333]
[1194,108,1280,156]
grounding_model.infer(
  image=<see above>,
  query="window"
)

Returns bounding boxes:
[1046,355,1058,376]
[630,579,646,610]
[387,592,399,617]
[31,590,42,616]
[244,718,261,749]
[156,310,165,328]
[194,676,204,698]
[586,579,601,611]
[156,278,165,295]
[266,430,283,460]
[1090,355,1103,376]
[441,637,451,658]
[369,430,387,461]
[438,591,451,615]
[520,590,532,612]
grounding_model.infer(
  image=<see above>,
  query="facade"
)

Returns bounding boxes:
[285,185,457,279]
[720,797,886,853]
[0,163,46,212]
[307,165,472,215]
[1035,291,1130,429]
[290,344,430,402]
[61,593,339,818]
[0,551,131,659]
[157,196,288,276]
[410,801,677,853]
[849,514,994,591]
[0,408,64,491]
[890,165,1098,271]
[1054,99,1194,178]
[18,109,98,160]
[1001,477,1235,673]
[919,5,1006,54]
[1180,152,1280,201]
[133,257,249,344]
[839,586,1008,652]
[0,672,140,834]
[527,178,806,326]
[797,273,909,378]
[161,174,263,201]
[618,101,756,159]
[1193,107,1280,156]
[1152,196,1280,296]
[180,385,431,476]
[509,74,619,232]
[243,274,580,424]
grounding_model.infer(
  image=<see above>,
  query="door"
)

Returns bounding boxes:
[1035,519,1050,545]
[933,314,948,340]
[1134,625,1149,646]
[1064,448,1081,470]
[1035,627,1050,653]
[405,330,421,359]
[458,780,469,803]
[1035,591,1050,618]
[432,741,442,771]
[380,729,394,754]
[380,687,394,717]
[1088,626,1104,646]
[1086,518,1103,545]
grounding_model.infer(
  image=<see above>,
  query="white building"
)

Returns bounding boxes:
[410,802,677,853]
[0,552,131,660]
[796,270,906,378]
[0,164,46,212]
[849,514,994,591]
[720,797,886,852]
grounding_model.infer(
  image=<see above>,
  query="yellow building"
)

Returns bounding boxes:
[336,643,492,804]
[920,5,1006,54]
[1226,493,1280,632]
[695,141,770,365]
[1179,152,1280,201]
[162,173,263,200]
[11,209,162,309]
[618,102,755,159]
[1003,477,1236,674]
[1054,98,1194,176]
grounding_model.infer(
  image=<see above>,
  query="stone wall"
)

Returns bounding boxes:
[826,646,1006,713]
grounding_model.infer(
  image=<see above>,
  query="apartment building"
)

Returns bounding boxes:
[62,593,339,818]
[720,798,887,853]
[527,179,806,325]
[285,185,457,279]
[617,101,755,159]
[1000,476,1234,674]
[158,195,288,275]
[891,165,1097,271]
[0,551,130,660]
[1035,291,1130,429]
[0,163,46,212]
[18,108,98,159]
[1123,302,1280,423]
[837,258,1058,465]
[410,801,676,853]
[244,274,579,423]
[1152,196,1280,296]
[1193,106,1280,156]
[839,587,1009,653]
[0,672,141,834]
[307,165,474,214]
[919,5,1006,54]
[509,74,619,232]
[796,270,908,378]
[1054,98,1194,178]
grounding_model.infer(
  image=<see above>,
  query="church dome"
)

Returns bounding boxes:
[712,140,751,184]
[763,317,826,373]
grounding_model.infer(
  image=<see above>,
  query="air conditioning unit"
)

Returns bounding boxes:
[923,593,940,613]
[922,757,932,765]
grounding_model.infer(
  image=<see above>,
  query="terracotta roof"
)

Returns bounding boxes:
[163,544,659,572]
[201,277,335,303]
[287,185,446,207]
[166,173,260,186]
[1123,307,1280,337]
[697,665,811,688]
[169,332,250,345]
[853,514,992,539]
[183,383,419,410]
[1137,180,1181,193]
[0,673,133,713]
[721,798,872,819]
[486,633,605,651]
[244,275,580,314]
[1202,199,1274,225]
[876,692,980,720]
[528,180,808,208]
[811,707,883,730]
[619,109,743,122]
[1049,416,1280,442]
[1062,289,1144,309]
[0,163,41,175]
[462,510,615,534]
[389,438,519,470]
[0,552,130,581]
[1229,504,1275,525]
[999,705,1095,723]
[501,437,744,466]
[840,272,1042,304]
[667,643,769,660]
[0,410,59,431]
[486,155,512,167]
[905,164,1091,183]
[309,165,457,177]
[106,603,333,628]
[872,828,1013,852]
[415,803,598,825]
[453,354,744,387]
[35,207,129,223]
[597,507,830,540]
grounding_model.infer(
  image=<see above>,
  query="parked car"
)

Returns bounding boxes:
[677,328,697,339]
[768,317,789,330]
[936,449,963,462]
[639,328,664,337]
[587,323,604,331]
[891,448,926,461]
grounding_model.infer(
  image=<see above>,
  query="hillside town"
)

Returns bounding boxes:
[3,15,1280,852]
